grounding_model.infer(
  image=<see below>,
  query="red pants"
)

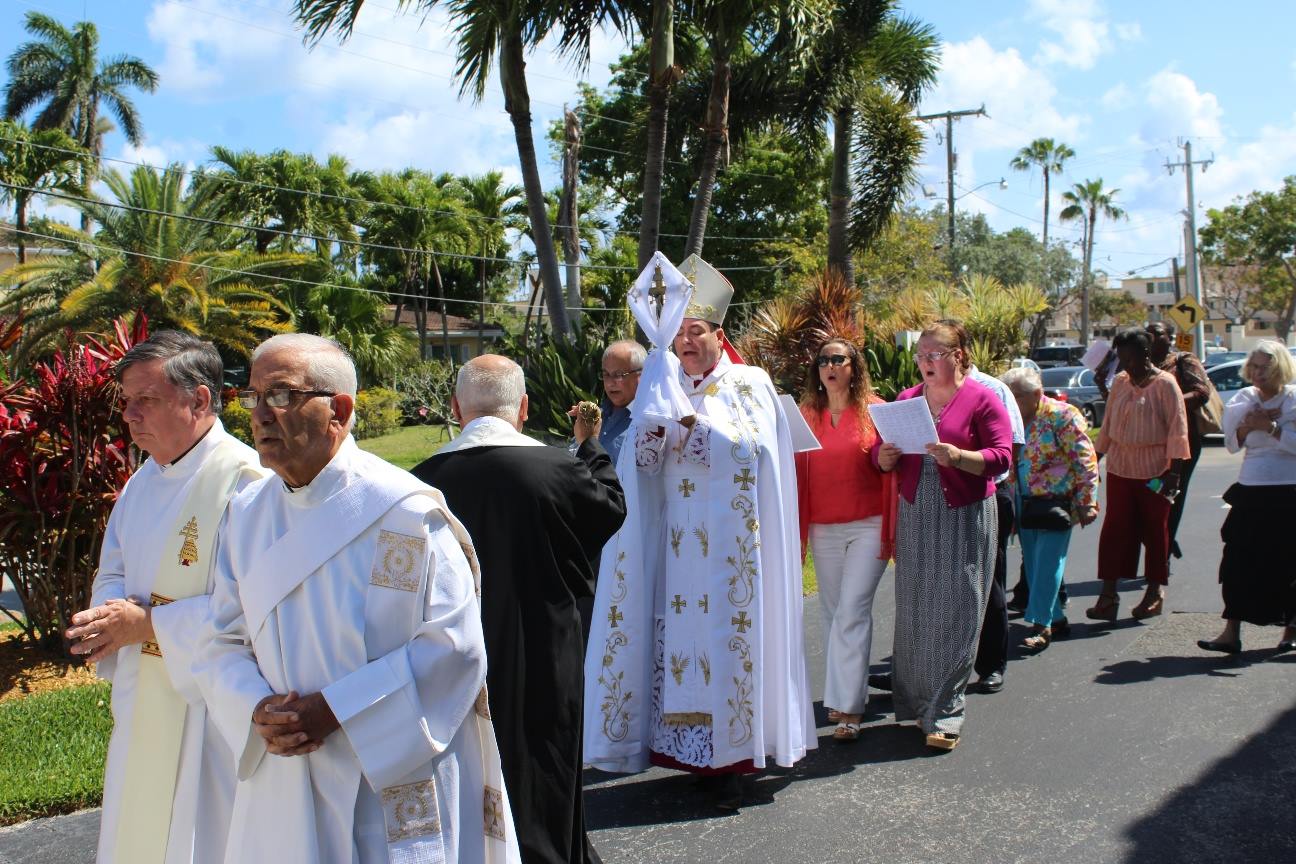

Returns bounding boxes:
[1098,472,1172,585]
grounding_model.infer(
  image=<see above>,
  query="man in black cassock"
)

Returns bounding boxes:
[412,355,626,864]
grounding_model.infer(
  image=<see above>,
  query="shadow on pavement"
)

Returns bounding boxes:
[1094,651,1272,685]
[1121,700,1296,862]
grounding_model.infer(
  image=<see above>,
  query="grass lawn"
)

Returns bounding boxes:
[802,553,818,597]
[356,424,452,470]
[0,681,111,825]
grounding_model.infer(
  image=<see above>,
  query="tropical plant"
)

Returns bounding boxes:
[353,387,403,439]
[393,358,457,426]
[461,170,526,345]
[0,317,144,651]
[3,12,159,230]
[1009,137,1075,261]
[635,0,680,268]
[1060,178,1126,344]
[298,281,416,385]
[498,320,607,439]
[220,398,253,445]
[0,119,90,264]
[0,164,300,366]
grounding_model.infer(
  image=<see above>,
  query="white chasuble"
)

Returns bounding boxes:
[195,437,520,864]
[91,421,264,864]
[584,357,815,773]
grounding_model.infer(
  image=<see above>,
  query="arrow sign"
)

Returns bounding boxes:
[1166,295,1206,332]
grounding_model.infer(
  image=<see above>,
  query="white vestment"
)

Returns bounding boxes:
[92,421,264,864]
[195,437,520,864]
[584,356,815,772]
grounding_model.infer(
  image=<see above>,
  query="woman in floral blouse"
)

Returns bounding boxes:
[1002,368,1100,651]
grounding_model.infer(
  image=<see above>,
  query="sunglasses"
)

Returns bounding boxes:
[816,355,850,367]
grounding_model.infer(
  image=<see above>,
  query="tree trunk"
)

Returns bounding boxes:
[478,245,487,357]
[1080,212,1095,344]
[827,104,854,285]
[684,46,731,258]
[15,198,28,265]
[500,31,572,340]
[1276,258,1296,343]
[637,0,675,270]
[1040,170,1050,294]
[559,109,582,330]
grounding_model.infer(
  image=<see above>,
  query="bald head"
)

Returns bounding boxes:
[453,354,528,429]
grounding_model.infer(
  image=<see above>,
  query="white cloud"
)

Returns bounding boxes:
[1142,68,1223,141]
[1101,83,1134,111]
[1114,22,1143,43]
[1030,0,1114,70]
[117,142,169,168]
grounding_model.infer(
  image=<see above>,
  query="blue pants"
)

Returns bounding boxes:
[1019,526,1071,627]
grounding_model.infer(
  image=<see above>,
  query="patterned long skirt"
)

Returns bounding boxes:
[893,457,997,736]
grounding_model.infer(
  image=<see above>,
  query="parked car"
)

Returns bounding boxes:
[1206,359,1246,406]
[1039,365,1106,426]
[1030,344,1087,368]
[1009,357,1041,371]
[1203,351,1247,368]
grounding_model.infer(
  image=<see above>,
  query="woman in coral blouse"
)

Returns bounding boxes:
[874,321,1013,751]
[795,337,887,742]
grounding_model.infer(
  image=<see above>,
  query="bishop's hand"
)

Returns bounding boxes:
[66,597,154,663]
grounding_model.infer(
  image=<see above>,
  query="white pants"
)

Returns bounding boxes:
[809,517,887,715]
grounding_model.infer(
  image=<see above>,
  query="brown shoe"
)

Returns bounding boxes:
[1131,594,1164,620]
[1085,594,1119,622]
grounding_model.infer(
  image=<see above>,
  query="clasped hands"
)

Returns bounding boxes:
[1237,406,1280,440]
[252,691,339,757]
[65,598,154,664]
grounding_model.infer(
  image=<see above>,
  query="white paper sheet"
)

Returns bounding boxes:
[868,397,939,454]
[1080,339,1112,371]
[778,394,822,452]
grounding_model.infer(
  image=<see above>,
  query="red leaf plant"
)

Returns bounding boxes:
[0,316,147,653]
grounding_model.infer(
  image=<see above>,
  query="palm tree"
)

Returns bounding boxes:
[300,279,416,383]
[461,171,526,352]
[636,0,680,269]
[4,12,159,230]
[0,119,90,264]
[1009,137,1074,253]
[0,164,299,364]
[294,0,626,341]
[1060,178,1125,344]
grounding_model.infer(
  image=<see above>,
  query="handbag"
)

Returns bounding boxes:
[1177,352,1224,435]
[1019,495,1072,531]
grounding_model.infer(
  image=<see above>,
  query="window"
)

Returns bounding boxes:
[1146,282,1155,294]
[1079,369,1095,386]
[1204,323,1214,334]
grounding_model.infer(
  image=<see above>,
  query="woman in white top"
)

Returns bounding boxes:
[1197,340,1296,655]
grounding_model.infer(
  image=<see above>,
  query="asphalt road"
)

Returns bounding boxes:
[3,445,1293,864]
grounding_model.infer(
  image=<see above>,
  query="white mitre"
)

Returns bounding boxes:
[679,253,734,325]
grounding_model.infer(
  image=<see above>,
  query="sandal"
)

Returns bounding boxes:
[1131,593,1164,620]
[827,709,843,723]
[1085,593,1119,622]
[833,720,861,742]
[925,732,960,751]
[1022,627,1052,652]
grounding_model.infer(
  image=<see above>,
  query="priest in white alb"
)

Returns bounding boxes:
[65,331,266,864]
[194,334,520,864]
[583,254,815,810]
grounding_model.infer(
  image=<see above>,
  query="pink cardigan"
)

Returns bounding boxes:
[871,379,1014,508]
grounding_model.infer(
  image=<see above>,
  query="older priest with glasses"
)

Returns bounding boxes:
[195,334,520,864]
[584,254,814,811]
[66,331,266,864]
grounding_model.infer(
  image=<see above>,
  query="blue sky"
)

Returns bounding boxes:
[5,0,1296,282]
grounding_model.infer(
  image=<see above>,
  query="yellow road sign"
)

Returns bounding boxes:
[1175,332,1194,353]
[1166,295,1206,331]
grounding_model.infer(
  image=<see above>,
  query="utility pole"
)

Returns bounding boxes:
[1165,140,1213,359]
[917,105,987,269]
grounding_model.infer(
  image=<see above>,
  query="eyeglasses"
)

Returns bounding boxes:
[914,350,953,363]
[236,388,335,410]
[816,355,850,367]
[601,369,642,382]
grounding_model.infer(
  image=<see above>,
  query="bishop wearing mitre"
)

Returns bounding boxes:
[583,254,815,810]
[194,334,520,864]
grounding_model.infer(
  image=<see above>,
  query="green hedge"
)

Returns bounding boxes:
[221,399,253,444]
[354,387,402,440]
[0,682,112,825]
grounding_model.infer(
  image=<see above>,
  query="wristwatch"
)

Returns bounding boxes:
[1271,420,1282,438]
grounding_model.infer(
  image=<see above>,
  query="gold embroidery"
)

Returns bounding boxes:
[474,686,491,720]
[685,301,718,321]
[731,611,752,633]
[648,264,667,320]
[727,636,754,746]
[662,711,712,727]
[735,382,753,399]
[677,478,696,498]
[693,526,709,557]
[610,551,628,603]
[483,786,506,841]
[607,605,624,627]
[704,382,719,397]
[699,652,711,685]
[371,530,423,592]
[670,526,684,558]
[140,594,173,657]
[733,468,755,491]
[177,517,199,567]
[597,631,632,741]
[726,495,757,607]
[670,651,690,685]
[698,594,709,613]
[381,779,440,843]
[671,594,687,614]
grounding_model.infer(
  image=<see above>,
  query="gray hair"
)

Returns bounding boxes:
[603,339,647,368]
[116,330,225,413]
[1001,366,1043,395]
[456,356,526,424]
[1243,339,1296,388]
[251,333,358,398]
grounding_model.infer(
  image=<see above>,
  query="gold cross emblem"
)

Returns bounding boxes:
[733,468,755,490]
[731,611,751,633]
[177,517,200,567]
[607,605,624,627]
[678,479,696,498]
[649,264,667,321]
[671,594,687,614]
[699,594,709,613]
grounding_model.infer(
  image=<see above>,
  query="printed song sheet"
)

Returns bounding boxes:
[778,394,822,452]
[868,398,939,454]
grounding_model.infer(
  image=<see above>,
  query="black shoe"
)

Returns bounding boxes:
[976,671,1004,693]
[713,774,743,811]
[1197,638,1241,655]
[1007,596,1028,614]
[868,673,893,692]
[1050,617,1071,638]
[1274,639,1296,656]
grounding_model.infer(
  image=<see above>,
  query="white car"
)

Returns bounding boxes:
[1206,359,1246,410]
[1009,357,1041,371]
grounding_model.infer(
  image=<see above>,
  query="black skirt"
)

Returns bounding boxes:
[1219,483,1296,626]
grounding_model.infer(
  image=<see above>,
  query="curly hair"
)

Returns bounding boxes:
[799,337,877,444]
